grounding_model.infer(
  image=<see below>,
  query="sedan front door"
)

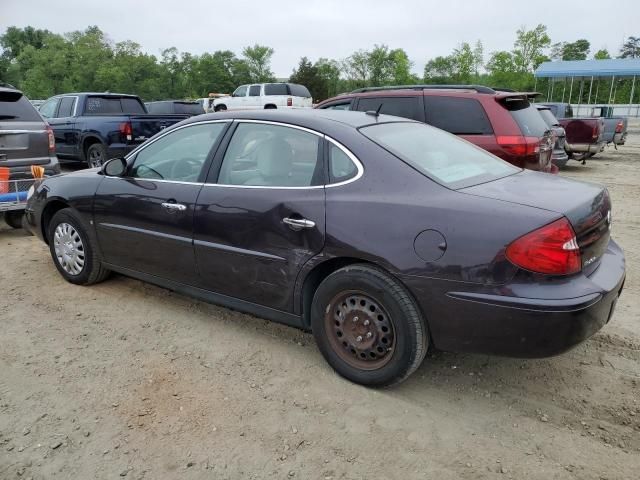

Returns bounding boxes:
[194,121,326,312]
[93,120,229,284]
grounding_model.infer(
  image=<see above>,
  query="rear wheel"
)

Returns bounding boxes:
[48,208,110,285]
[86,143,108,168]
[4,210,24,229]
[311,264,428,387]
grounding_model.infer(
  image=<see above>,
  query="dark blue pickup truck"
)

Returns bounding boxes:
[38,93,189,167]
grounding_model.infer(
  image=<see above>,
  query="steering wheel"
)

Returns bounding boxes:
[170,157,202,181]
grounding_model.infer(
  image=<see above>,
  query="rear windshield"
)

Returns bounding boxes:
[264,84,289,96]
[288,84,311,98]
[537,109,559,127]
[174,102,204,115]
[84,96,146,115]
[360,122,519,189]
[0,91,42,121]
[503,98,549,137]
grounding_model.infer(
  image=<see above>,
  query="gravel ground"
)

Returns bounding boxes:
[1,122,639,479]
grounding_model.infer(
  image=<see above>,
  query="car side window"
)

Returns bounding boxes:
[56,97,76,118]
[424,96,493,135]
[233,86,248,97]
[130,123,227,182]
[39,98,60,118]
[355,97,422,121]
[218,123,321,187]
[322,101,352,110]
[329,143,358,183]
[249,85,261,96]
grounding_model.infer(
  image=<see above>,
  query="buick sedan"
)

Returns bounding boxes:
[25,110,626,386]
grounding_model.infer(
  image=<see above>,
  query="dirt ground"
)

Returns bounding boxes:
[1,123,639,480]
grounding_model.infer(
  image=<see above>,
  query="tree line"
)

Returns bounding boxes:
[1,25,639,103]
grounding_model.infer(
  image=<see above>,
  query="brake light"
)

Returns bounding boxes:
[592,124,599,139]
[46,125,55,153]
[506,218,581,275]
[496,136,540,156]
[287,97,293,107]
[615,121,623,133]
[119,121,133,141]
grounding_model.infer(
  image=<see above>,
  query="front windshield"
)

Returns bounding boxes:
[360,122,520,189]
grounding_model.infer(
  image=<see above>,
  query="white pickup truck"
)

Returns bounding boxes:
[212,83,312,111]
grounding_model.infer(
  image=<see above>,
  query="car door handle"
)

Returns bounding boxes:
[161,202,186,212]
[283,217,315,231]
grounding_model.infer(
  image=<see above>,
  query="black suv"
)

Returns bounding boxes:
[1,86,60,179]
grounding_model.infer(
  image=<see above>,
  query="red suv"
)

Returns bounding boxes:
[315,85,555,172]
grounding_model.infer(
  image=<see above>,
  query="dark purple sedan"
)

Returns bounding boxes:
[24,109,625,387]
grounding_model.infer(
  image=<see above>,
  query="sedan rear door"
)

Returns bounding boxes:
[193,120,326,313]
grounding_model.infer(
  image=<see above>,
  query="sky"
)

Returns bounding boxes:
[1,0,639,77]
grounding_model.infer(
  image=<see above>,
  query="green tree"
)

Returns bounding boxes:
[550,39,590,60]
[367,44,394,86]
[423,55,455,83]
[389,48,414,84]
[619,36,640,58]
[242,44,275,82]
[594,49,611,60]
[289,56,327,102]
[315,57,341,98]
[512,24,550,72]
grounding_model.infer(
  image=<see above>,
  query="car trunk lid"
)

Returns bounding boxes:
[461,171,611,273]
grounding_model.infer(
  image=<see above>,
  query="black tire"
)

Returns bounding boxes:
[4,210,24,229]
[215,104,227,112]
[311,264,428,387]
[47,208,110,285]
[86,143,108,168]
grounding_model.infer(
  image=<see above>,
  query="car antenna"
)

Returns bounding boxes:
[365,103,384,117]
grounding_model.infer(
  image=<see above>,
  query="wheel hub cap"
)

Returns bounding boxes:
[325,292,395,370]
[53,223,85,275]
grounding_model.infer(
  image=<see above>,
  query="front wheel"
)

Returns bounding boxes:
[214,104,227,112]
[48,208,110,285]
[311,264,428,387]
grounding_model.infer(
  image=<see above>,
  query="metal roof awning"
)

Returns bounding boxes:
[535,59,640,78]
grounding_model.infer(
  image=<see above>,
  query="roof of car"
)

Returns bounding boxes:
[182,108,417,130]
[52,92,141,97]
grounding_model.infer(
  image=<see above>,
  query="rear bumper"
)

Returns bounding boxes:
[565,142,605,154]
[613,132,627,145]
[552,150,569,168]
[2,156,60,179]
[401,240,626,358]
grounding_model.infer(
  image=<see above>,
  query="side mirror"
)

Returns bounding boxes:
[102,157,127,177]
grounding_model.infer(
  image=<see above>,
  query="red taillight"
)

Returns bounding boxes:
[287,97,293,107]
[496,135,540,156]
[615,121,623,133]
[592,124,598,139]
[506,217,581,275]
[46,125,55,153]
[119,121,133,140]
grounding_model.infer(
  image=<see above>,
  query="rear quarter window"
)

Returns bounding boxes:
[0,91,42,122]
[355,97,423,121]
[288,84,311,98]
[424,96,493,135]
[264,84,289,96]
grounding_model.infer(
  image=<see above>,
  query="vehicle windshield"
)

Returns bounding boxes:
[537,108,559,127]
[360,122,520,189]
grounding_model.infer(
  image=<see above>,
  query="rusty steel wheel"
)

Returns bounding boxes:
[311,264,428,387]
[325,291,396,370]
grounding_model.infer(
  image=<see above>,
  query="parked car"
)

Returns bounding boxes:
[0,85,60,228]
[541,102,628,147]
[316,85,555,172]
[24,109,625,387]
[145,100,205,117]
[38,93,190,167]
[212,83,312,112]
[535,105,569,168]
